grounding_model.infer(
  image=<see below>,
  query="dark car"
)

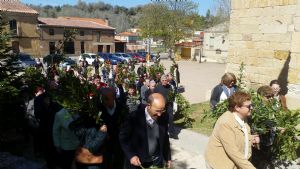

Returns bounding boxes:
[98,53,122,65]
[137,51,156,61]
[43,54,64,65]
[114,53,132,63]
[17,53,37,68]
[128,53,146,63]
[60,57,76,68]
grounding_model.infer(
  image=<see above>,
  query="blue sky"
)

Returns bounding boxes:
[21,0,213,16]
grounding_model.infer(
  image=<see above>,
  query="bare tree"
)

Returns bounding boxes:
[213,0,231,20]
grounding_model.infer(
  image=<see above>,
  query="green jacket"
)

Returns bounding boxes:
[53,108,79,150]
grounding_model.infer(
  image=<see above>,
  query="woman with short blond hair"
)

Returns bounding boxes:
[210,72,237,109]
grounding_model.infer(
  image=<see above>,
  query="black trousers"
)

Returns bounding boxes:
[59,149,76,169]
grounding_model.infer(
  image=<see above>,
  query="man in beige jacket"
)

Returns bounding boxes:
[205,92,260,169]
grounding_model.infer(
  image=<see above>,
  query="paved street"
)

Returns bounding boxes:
[157,60,226,169]
[160,60,226,104]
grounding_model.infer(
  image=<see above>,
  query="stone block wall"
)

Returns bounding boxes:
[227,0,300,109]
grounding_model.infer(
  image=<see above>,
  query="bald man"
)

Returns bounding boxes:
[119,93,172,169]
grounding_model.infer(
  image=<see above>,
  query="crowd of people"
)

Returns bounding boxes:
[20,55,293,169]
[21,58,180,169]
[206,73,288,169]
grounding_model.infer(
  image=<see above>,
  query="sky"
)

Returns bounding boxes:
[21,0,214,16]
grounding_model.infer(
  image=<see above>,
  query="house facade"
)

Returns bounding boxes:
[203,21,229,63]
[115,31,145,52]
[0,1,116,57]
[0,0,40,57]
[38,17,115,56]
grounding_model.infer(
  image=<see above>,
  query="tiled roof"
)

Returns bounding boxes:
[58,17,115,29]
[38,17,115,30]
[117,31,137,36]
[0,0,38,14]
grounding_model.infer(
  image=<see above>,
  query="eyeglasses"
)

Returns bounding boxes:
[242,104,253,109]
[265,95,274,99]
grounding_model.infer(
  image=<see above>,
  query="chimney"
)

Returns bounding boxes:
[105,17,109,26]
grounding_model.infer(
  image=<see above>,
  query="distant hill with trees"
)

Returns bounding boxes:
[27,0,229,33]
[28,0,142,33]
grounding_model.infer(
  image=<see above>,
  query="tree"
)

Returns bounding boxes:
[204,0,231,27]
[0,14,23,135]
[213,0,231,20]
[138,1,200,51]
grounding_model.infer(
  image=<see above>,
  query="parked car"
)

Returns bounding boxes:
[79,53,103,65]
[60,57,76,68]
[127,53,146,63]
[43,54,64,66]
[98,53,122,65]
[137,51,156,61]
[114,53,132,63]
[17,53,37,68]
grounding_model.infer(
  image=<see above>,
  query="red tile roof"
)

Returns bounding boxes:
[58,17,110,27]
[0,0,38,14]
[38,17,115,30]
[117,31,137,36]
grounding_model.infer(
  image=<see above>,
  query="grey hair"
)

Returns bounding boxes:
[160,75,167,81]
[149,80,156,85]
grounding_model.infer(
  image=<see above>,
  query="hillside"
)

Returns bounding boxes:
[27,0,142,33]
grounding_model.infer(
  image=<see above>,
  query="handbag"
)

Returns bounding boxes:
[75,147,103,164]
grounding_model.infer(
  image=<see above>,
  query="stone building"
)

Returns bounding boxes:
[0,0,40,57]
[38,17,115,56]
[175,41,202,60]
[115,31,145,52]
[203,21,229,63]
[227,0,300,109]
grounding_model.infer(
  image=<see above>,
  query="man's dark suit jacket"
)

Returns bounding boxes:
[119,105,171,166]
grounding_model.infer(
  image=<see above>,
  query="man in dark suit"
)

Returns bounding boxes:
[100,87,127,169]
[154,75,177,139]
[119,93,172,169]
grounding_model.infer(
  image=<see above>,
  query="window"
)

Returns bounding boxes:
[98,45,103,53]
[49,28,54,35]
[97,32,101,42]
[106,45,110,53]
[81,41,85,54]
[80,31,84,36]
[49,42,55,54]
[209,37,215,49]
[64,41,75,54]
[9,19,17,34]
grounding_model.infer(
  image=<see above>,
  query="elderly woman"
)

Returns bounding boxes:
[205,91,259,169]
[210,73,237,109]
[269,80,287,110]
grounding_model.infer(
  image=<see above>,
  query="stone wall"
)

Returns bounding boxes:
[227,0,300,109]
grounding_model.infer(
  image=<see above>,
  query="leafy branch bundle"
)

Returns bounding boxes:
[175,93,192,127]
[54,71,102,125]
[116,64,137,90]
[148,63,165,80]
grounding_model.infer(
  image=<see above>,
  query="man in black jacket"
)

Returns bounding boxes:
[119,93,172,169]
[100,87,127,169]
[154,75,177,139]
